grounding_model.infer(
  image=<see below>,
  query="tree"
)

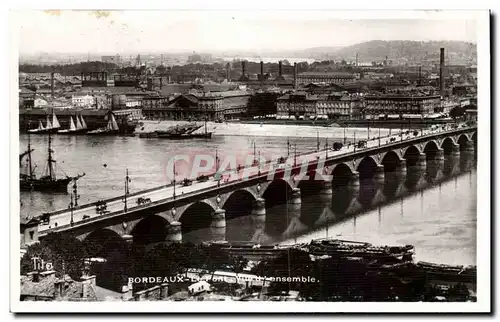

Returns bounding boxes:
[21,232,89,280]
[229,255,248,279]
[450,106,465,120]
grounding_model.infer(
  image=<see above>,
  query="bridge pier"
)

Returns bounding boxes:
[319,181,333,204]
[464,140,475,153]
[251,197,266,225]
[451,143,461,157]
[374,165,385,184]
[167,221,182,243]
[210,209,226,241]
[435,148,445,162]
[394,159,407,179]
[288,188,301,212]
[122,234,133,245]
[348,171,360,195]
[415,153,427,171]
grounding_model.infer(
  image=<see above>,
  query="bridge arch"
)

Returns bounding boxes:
[178,201,217,234]
[262,179,294,209]
[403,145,421,167]
[296,170,328,197]
[423,140,440,160]
[330,163,355,187]
[129,215,170,246]
[222,189,257,220]
[457,134,471,151]
[83,228,128,258]
[381,150,403,173]
[356,156,379,181]
[441,137,456,155]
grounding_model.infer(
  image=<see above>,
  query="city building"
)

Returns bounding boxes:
[72,94,95,108]
[34,98,48,108]
[20,271,98,301]
[295,72,356,86]
[19,87,35,108]
[276,91,363,120]
[363,94,441,119]
[142,90,251,121]
[125,99,142,108]
[101,54,121,64]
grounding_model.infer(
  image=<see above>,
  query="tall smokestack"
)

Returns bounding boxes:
[50,72,54,98]
[226,63,231,81]
[278,61,283,77]
[293,63,297,89]
[241,61,246,77]
[440,48,445,98]
[418,65,422,85]
[355,53,358,67]
[260,61,264,77]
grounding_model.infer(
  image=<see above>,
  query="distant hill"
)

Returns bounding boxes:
[301,40,477,65]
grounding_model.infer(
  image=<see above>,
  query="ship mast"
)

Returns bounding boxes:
[47,132,55,180]
[27,133,33,178]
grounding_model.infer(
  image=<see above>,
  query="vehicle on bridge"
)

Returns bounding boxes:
[413,130,419,136]
[333,142,343,151]
[137,197,151,205]
[95,200,108,214]
[357,140,367,149]
[196,174,209,182]
[182,178,193,186]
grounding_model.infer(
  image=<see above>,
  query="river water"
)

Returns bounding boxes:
[19,132,476,266]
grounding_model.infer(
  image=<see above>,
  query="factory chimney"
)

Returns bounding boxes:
[418,65,422,86]
[241,61,246,77]
[260,61,264,79]
[439,48,445,98]
[50,72,54,98]
[278,61,283,77]
[226,63,231,82]
[293,63,298,89]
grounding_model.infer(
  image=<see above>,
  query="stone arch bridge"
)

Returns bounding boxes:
[36,126,476,251]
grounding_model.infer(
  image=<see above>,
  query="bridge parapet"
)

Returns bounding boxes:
[36,125,476,239]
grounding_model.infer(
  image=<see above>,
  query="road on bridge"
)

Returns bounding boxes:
[38,123,472,232]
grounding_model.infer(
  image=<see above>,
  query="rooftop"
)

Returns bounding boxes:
[298,72,355,78]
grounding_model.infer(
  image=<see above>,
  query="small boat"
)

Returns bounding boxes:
[20,132,85,192]
[58,116,77,134]
[87,113,119,136]
[155,119,213,139]
[28,112,61,134]
[305,238,415,262]
[74,114,88,134]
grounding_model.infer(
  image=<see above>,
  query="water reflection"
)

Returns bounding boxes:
[223,152,476,262]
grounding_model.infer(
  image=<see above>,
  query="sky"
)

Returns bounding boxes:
[14,10,480,54]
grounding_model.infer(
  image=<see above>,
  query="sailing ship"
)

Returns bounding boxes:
[20,133,85,192]
[155,118,213,139]
[87,113,119,135]
[28,112,61,134]
[58,114,88,134]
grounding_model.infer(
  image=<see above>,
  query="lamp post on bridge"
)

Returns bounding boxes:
[378,126,381,147]
[69,192,74,227]
[72,179,80,207]
[173,161,177,199]
[287,136,290,157]
[316,130,320,152]
[123,168,131,212]
[325,138,329,159]
[294,143,297,167]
